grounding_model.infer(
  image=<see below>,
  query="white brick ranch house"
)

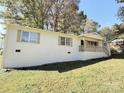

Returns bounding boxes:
[3,24,111,68]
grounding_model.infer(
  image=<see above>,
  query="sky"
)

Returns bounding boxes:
[0,0,123,33]
[79,0,122,27]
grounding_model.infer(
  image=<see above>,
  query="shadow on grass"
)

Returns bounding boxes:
[16,57,111,73]
[15,53,124,73]
[111,53,124,59]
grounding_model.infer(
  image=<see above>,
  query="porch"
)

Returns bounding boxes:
[79,45,104,52]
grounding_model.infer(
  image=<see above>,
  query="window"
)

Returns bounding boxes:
[60,37,66,45]
[59,36,72,46]
[30,32,38,43]
[19,30,40,43]
[86,41,98,47]
[66,38,72,46]
[21,31,29,42]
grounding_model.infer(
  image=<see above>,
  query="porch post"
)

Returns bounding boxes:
[83,37,87,50]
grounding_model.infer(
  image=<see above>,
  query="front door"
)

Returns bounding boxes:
[81,40,84,46]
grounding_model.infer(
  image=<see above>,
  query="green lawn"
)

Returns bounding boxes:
[0,54,124,93]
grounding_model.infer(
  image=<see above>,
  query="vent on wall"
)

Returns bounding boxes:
[67,52,71,54]
[15,49,21,52]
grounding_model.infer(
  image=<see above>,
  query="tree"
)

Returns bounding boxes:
[84,19,99,33]
[111,23,124,35]
[57,0,87,34]
[99,23,124,42]
[116,0,124,21]
[117,6,124,21]
[0,0,56,29]
[48,0,65,31]
[78,11,87,33]
[118,23,124,34]
[117,0,124,3]
[0,0,87,34]
[111,23,124,40]
[99,27,114,41]
[49,0,87,34]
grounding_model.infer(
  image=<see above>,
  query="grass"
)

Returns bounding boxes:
[0,55,3,68]
[0,54,124,93]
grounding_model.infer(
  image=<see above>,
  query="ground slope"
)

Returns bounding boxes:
[0,54,124,93]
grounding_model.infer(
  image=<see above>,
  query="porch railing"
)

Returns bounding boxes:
[79,45,104,52]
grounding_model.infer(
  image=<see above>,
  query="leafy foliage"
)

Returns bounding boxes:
[116,0,124,22]
[118,6,124,21]
[99,27,114,42]
[84,19,100,33]
[99,23,124,42]
[116,0,124,3]
[0,0,87,34]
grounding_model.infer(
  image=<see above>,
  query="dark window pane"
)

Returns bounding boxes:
[21,31,29,42]
[60,37,65,45]
[30,32,38,43]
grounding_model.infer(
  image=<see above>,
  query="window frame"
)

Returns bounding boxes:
[66,37,72,46]
[29,32,39,43]
[19,30,40,44]
[20,31,30,42]
[60,37,66,46]
[59,36,72,47]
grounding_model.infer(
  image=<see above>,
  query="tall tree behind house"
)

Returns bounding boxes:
[116,0,124,21]
[0,0,87,34]
[84,19,99,33]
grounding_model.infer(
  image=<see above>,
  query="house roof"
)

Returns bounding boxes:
[6,24,104,40]
[80,32,104,40]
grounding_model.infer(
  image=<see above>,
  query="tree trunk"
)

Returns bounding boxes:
[54,15,58,32]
